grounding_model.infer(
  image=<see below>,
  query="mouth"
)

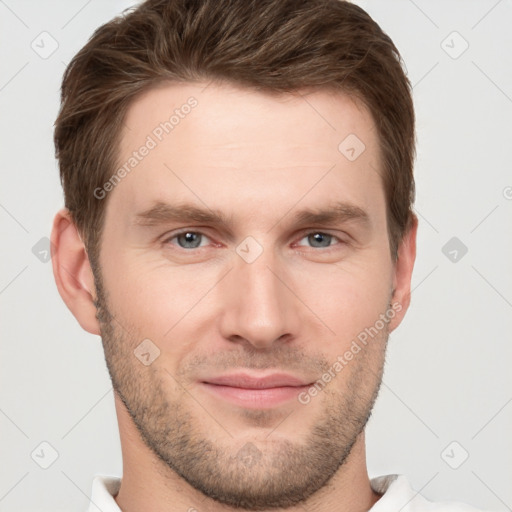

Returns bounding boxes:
[199,372,313,409]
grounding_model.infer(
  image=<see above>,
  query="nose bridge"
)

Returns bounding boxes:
[219,240,297,348]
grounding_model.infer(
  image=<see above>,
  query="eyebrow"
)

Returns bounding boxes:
[132,200,371,232]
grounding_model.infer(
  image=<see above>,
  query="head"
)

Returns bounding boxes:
[52,0,417,509]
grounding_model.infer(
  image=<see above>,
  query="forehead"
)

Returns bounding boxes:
[120,81,377,160]
[109,81,383,226]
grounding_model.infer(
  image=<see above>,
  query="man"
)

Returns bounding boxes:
[50,0,483,510]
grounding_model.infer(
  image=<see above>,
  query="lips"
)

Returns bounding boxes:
[199,372,313,408]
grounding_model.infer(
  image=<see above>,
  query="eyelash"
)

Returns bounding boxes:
[162,229,346,251]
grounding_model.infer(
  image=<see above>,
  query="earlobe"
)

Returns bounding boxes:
[388,214,418,333]
[51,209,101,335]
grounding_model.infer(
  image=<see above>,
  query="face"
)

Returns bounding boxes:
[94,82,402,509]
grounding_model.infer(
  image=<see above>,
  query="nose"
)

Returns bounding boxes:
[218,244,301,350]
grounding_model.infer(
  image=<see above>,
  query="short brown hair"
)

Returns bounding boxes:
[54,0,415,267]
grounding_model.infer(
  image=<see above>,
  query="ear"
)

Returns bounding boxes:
[51,208,101,335]
[388,214,418,333]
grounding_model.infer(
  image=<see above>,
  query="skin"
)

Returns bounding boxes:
[52,81,417,512]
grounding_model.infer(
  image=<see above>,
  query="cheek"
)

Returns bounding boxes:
[101,253,216,343]
[296,255,393,345]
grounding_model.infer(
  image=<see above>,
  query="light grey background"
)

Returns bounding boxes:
[1,1,511,511]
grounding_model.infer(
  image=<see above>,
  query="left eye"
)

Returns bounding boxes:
[167,231,211,249]
[296,232,340,249]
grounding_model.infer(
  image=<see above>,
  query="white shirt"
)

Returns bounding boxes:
[86,474,486,512]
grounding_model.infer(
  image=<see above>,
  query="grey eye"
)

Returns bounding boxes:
[176,232,203,249]
[306,233,333,248]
